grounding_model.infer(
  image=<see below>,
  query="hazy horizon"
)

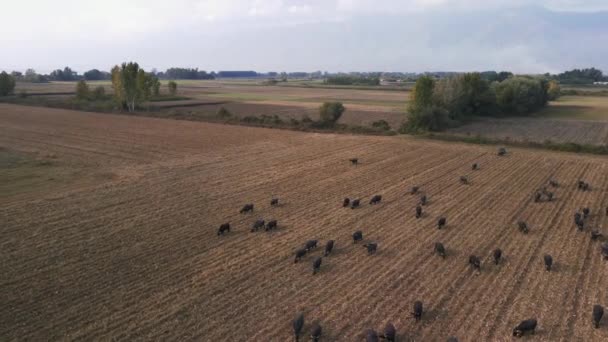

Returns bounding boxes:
[2,0,608,74]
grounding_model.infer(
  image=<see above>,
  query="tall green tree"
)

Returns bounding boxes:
[75,80,90,100]
[110,62,156,112]
[408,76,435,114]
[168,81,177,96]
[319,102,345,125]
[0,71,16,96]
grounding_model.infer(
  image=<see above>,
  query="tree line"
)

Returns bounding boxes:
[404,73,561,132]
[325,75,380,86]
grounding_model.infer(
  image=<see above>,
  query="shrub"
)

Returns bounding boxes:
[92,86,106,100]
[0,71,16,96]
[75,80,90,100]
[168,81,177,96]
[401,106,450,133]
[371,120,391,131]
[493,77,547,115]
[319,102,345,125]
[217,107,232,118]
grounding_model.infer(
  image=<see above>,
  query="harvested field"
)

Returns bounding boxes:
[1,103,608,341]
[448,117,608,146]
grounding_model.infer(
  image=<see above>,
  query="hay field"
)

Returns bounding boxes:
[1,103,608,341]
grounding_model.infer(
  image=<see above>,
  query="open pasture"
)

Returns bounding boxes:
[1,103,608,341]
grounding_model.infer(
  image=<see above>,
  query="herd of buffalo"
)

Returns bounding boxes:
[216,147,607,340]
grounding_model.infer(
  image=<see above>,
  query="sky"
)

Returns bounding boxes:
[1,0,607,74]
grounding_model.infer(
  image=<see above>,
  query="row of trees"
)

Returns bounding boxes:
[325,75,380,86]
[159,68,214,80]
[0,72,16,96]
[555,68,606,84]
[405,73,560,132]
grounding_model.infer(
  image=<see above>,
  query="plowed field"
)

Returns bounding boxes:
[1,103,607,341]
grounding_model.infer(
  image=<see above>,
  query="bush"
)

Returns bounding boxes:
[217,107,232,118]
[371,120,391,131]
[493,77,547,115]
[401,106,450,133]
[75,80,90,100]
[319,102,345,125]
[0,71,16,96]
[168,81,177,96]
[547,80,561,101]
[92,86,106,100]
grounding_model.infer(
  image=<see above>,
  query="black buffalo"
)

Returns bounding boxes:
[294,249,307,263]
[379,322,396,342]
[343,198,351,207]
[435,242,446,258]
[293,312,304,342]
[518,221,529,234]
[324,240,335,256]
[438,217,447,229]
[498,147,507,156]
[493,248,502,265]
[460,176,469,185]
[270,198,279,206]
[411,186,420,195]
[353,231,363,243]
[593,304,604,329]
[366,329,379,342]
[412,301,423,322]
[312,257,322,275]
[266,220,278,231]
[416,205,423,219]
[240,204,254,213]
[311,322,322,342]
[591,230,603,241]
[583,207,590,218]
[305,240,318,251]
[513,319,537,337]
[349,158,359,165]
[420,195,428,206]
[447,338,459,342]
[549,179,559,187]
[601,243,608,259]
[469,255,481,272]
[370,195,382,205]
[217,223,231,236]
[472,163,478,171]
[363,243,377,255]
[351,199,361,209]
[534,192,542,203]
[251,219,265,232]
[544,254,553,271]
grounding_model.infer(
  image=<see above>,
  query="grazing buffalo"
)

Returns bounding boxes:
[544,254,553,271]
[343,198,351,207]
[366,329,379,342]
[305,240,318,251]
[411,186,420,195]
[351,199,361,209]
[420,195,428,206]
[472,163,478,171]
[493,248,503,265]
[270,198,279,206]
[460,176,469,185]
[293,312,304,342]
[416,205,423,219]
[353,231,363,243]
[240,204,254,213]
[447,338,459,342]
[370,195,382,205]
[469,255,481,272]
[363,243,378,255]
[310,322,322,342]
[324,240,335,256]
[498,147,507,156]
[349,158,359,165]
[578,180,590,191]
[513,319,537,337]
[534,192,542,203]
[312,257,322,275]
[412,301,423,321]
[583,207,590,218]
[606,206,608,216]
[251,219,265,232]
[379,322,396,342]
[435,242,446,258]
[266,220,278,231]
[294,249,307,263]
[217,223,230,236]
[591,230,603,241]
[549,179,559,187]
[518,221,529,234]
[545,191,554,202]
[438,217,447,229]
[601,243,608,259]
[593,304,604,329]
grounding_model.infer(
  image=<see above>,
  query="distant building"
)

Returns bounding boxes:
[593,81,608,85]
